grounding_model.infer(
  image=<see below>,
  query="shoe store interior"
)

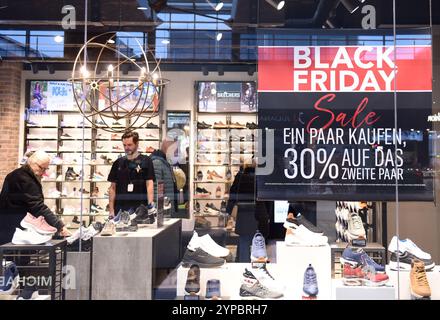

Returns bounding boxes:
[0,0,440,301]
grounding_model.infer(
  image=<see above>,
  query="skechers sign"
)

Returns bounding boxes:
[257,43,433,201]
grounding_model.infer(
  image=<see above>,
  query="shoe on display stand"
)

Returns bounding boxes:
[302,264,319,299]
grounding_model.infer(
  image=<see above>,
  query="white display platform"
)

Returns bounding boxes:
[176,262,286,299]
[275,241,332,300]
[386,265,440,300]
[332,279,395,300]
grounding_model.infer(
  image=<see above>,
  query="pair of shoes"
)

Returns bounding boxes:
[184,264,221,299]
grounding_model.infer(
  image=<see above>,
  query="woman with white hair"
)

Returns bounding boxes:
[0,150,70,245]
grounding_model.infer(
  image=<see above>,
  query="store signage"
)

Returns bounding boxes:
[28,81,75,111]
[427,113,440,122]
[257,45,433,201]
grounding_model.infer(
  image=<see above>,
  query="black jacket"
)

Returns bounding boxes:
[0,165,64,245]
[226,167,269,237]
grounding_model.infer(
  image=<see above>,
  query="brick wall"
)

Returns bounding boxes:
[0,62,22,188]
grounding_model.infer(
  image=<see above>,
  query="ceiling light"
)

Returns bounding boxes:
[265,0,285,11]
[215,2,224,11]
[216,32,223,41]
[340,0,360,14]
[161,39,170,44]
[137,6,149,10]
[107,39,115,44]
[54,35,64,43]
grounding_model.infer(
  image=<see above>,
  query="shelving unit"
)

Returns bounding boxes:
[193,112,257,229]
[23,109,162,229]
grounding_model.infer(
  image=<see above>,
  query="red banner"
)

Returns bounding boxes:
[258,46,432,92]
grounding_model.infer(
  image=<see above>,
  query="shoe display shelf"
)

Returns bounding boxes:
[0,240,67,300]
[330,242,386,278]
[332,278,395,300]
[276,241,332,299]
[193,112,257,229]
[24,111,162,230]
[176,262,284,300]
[386,265,440,300]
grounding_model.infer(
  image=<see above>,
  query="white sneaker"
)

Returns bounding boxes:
[251,265,285,293]
[388,236,432,260]
[347,213,366,239]
[285,225,328,246]
[187,231,230,258]
[203,206,220,216]
[12,228,52,245]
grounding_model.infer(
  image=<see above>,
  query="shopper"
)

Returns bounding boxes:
[107,130,157,217]
[226,161,269,262]
[151,141,178,215]
[0,150,70,245]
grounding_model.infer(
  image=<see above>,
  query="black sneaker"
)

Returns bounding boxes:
[195,202,201,212]
[285,213,323,234]
[16,285,39,300]
[182,247,225,268]
[390,251,435,271]
[207,203,221,212]
[72,215,80,225]
[65,167,78,181]
[220,201,227,213]
[197,122,211,129]
[196,170,203,181]
[246,122,258,129]
[146,122,159,128]
[184,264,200,294]
[134,204,155,224]
[225,168,232,180]
[195,187,211,197]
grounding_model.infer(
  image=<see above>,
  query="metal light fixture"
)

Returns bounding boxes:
[69,31,169,133]
[340,0,360,14]
[265,0,285,11]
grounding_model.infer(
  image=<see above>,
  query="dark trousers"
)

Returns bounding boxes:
[236,235,253,263]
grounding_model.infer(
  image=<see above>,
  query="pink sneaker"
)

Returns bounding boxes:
[20,213,57,235]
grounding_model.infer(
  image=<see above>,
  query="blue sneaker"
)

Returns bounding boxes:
[0,262,20,295]
[250,231,268,262]
[205,279,221,299]
[340,247,385,272]
[303,264,318,296]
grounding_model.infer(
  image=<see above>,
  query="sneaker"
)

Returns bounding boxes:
[197,121,212,129]
[16,285,39,300]
[284,225,328,247]
[340,247,385,273]
[239,269,283,299]
[213,121,228,129]
[196,170,203,181]
[388,236,432,260]
[410,259,431,299]
[20,213,57,235]
[101,221,115,236]
[195,216,211,230]
[303,264,319,296]
[251,264,284,293]
[12,228,52,245]
[215,186,222,198]
[284,213,323,234]
[0,263,19,295]
[195,187,211,197]
[250,231,268,262]
[184,264,201,295]
[195,202,201,212]
[187,231,230,258]
[203,204,220,215]
[342,263,389,287]
[347,213,366,240]
[389,251,435,271]
[225,168,232,180]
[246,122,258,129]
[205,279,221,299]
[133,204,155,224]
[181,247,225,268]
[146,122,159,128]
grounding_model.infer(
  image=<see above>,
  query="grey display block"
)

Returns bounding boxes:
[91,218,181,300]
[333,279,395,300]
[65,252,91,300]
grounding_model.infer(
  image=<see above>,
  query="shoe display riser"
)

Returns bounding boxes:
[332,279,395,300]
[386,266,440,300]
[276,241,332,299]
[176,263,286,299]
